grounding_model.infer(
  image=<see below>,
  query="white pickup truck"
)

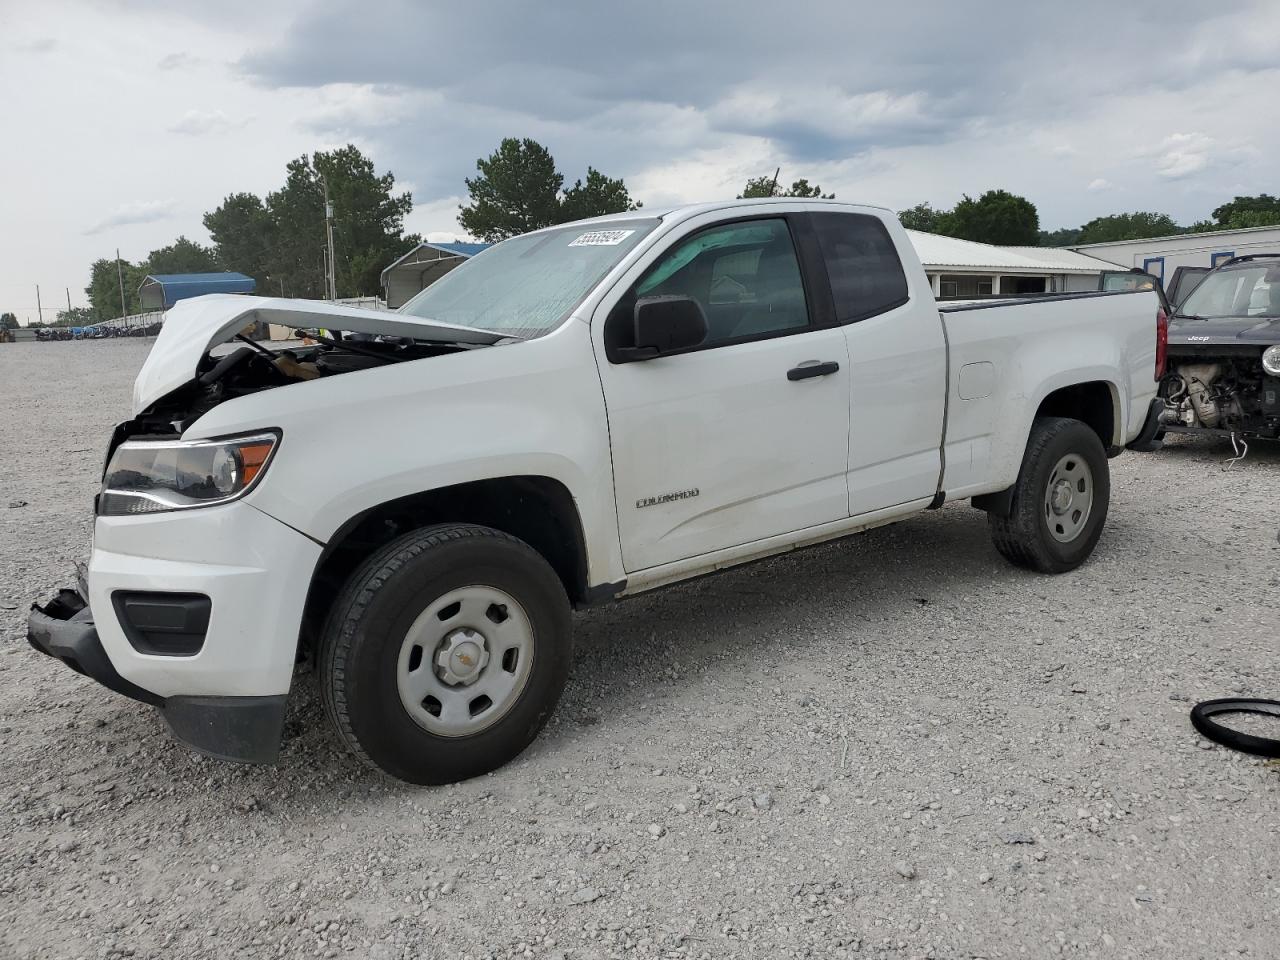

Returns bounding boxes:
[29,200,1167,783]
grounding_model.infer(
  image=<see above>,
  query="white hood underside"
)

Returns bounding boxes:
[131,294,499,413]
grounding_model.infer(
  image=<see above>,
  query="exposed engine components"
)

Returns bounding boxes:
[1180,363,1223,428]
[1159,357,1280,440]
[271,352,321,381]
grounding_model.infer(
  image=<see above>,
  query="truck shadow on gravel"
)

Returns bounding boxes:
[22,502,1128,801]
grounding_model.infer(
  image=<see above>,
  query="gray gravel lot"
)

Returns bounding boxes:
[2,338,1278,960]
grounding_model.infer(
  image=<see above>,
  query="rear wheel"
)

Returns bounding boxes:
[989,417,1110,573]
[320,523,571,784]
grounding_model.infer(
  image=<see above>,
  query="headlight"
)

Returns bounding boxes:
[98,432,279,516]
[1263,344,1280,377]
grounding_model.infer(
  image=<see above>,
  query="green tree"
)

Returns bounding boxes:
[738,174,835,199]
[1211,194,1280,229]
[945,190,1039,245]
[1218,210,1280,229]
[0,312,17,330]
[53,306,95,327]
[264,145,415,297]
[316,146,417,295]
[560,167,640,222]
[85,256,148,319]
[897,202,952,234]
[1038,226,1083,246]
[203,192,275,286]
[459,138,565,241]
[1076,211,1179,244]
[458,138,640,240]
[145,236,219,275]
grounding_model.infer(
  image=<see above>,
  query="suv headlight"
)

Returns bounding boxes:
[1263,344,1280,377]
[98,431,279,516]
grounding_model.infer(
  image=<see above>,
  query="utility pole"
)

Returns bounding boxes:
[322,177,337,301]
[116,248,128,319]
[66,287,72,312]
[769,166,781,196]
[36,284,43,326]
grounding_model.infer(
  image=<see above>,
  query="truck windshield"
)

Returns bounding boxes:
[1178,263,1280,318]
[398,219,659,338]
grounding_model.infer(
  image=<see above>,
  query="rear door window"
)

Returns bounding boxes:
[810,212,909,324]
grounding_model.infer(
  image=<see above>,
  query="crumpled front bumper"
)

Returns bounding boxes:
[28,586,162,706]
[28,583,287,764]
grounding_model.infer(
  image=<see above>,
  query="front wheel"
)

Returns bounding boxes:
[989,417,1110,573]
[320,524,571,784]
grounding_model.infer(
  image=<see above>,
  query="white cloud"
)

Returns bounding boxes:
[84,200,179,235]
[167,109,247,136]
[14,37,56,53]
[6,0,1280,306]
[299,84,433,135]
[157,52,200,71]
[1151,132,1215,179]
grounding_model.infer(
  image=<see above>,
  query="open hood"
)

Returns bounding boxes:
[132,294,501,413]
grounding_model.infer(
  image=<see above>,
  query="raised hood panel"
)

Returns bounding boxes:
[132,295,500,413]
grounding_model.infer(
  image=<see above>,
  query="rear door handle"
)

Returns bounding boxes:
[787,360,840,381]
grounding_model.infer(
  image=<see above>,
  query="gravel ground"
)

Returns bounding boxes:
[1,338,1278,960]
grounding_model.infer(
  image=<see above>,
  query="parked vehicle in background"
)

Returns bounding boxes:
[28,200,1165,784]
[1153,254,1280,443]
[1166,265,1210,309]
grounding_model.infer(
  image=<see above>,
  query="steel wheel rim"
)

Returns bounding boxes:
[396,585,535,738]
[1043,453,1093,543]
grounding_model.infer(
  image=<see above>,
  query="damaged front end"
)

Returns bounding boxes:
[112,294,510,453]
[1159,347,1280,441]
[1157,255,1280,445]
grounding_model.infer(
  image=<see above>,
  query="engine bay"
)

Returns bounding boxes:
[1161,350,1280,439]
[121,331,481,443]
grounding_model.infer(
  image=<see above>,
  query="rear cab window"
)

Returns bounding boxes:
[810,212,909,324]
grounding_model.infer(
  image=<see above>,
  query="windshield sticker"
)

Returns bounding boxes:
[569,230,635,247]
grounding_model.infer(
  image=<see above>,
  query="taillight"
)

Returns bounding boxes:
[1155,307,1168,380]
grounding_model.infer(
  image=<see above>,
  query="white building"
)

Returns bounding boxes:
[906,231,1116,299]
[1071,224,1280,291]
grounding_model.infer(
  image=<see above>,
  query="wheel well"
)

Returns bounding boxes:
[1036,381,1116,449]
[297,476,588,662]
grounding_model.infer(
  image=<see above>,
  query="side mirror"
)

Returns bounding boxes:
[625,295,708,359]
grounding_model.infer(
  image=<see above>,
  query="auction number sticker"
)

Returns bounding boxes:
[569,230,635,246]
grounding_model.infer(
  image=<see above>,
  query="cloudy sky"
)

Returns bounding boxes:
[2,0,1278,322]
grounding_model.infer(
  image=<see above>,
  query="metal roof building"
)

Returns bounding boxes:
[138,272,256,310]
[381,242,490,308]
[906,231,1118,299]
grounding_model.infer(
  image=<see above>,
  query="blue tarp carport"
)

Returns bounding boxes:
[138,272,256,310]
[381,242,490,308]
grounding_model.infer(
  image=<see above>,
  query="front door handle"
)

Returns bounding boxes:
[787,360,840,381]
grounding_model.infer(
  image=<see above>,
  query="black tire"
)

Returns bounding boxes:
[988,417,1110,574]
[320,523,571,784]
